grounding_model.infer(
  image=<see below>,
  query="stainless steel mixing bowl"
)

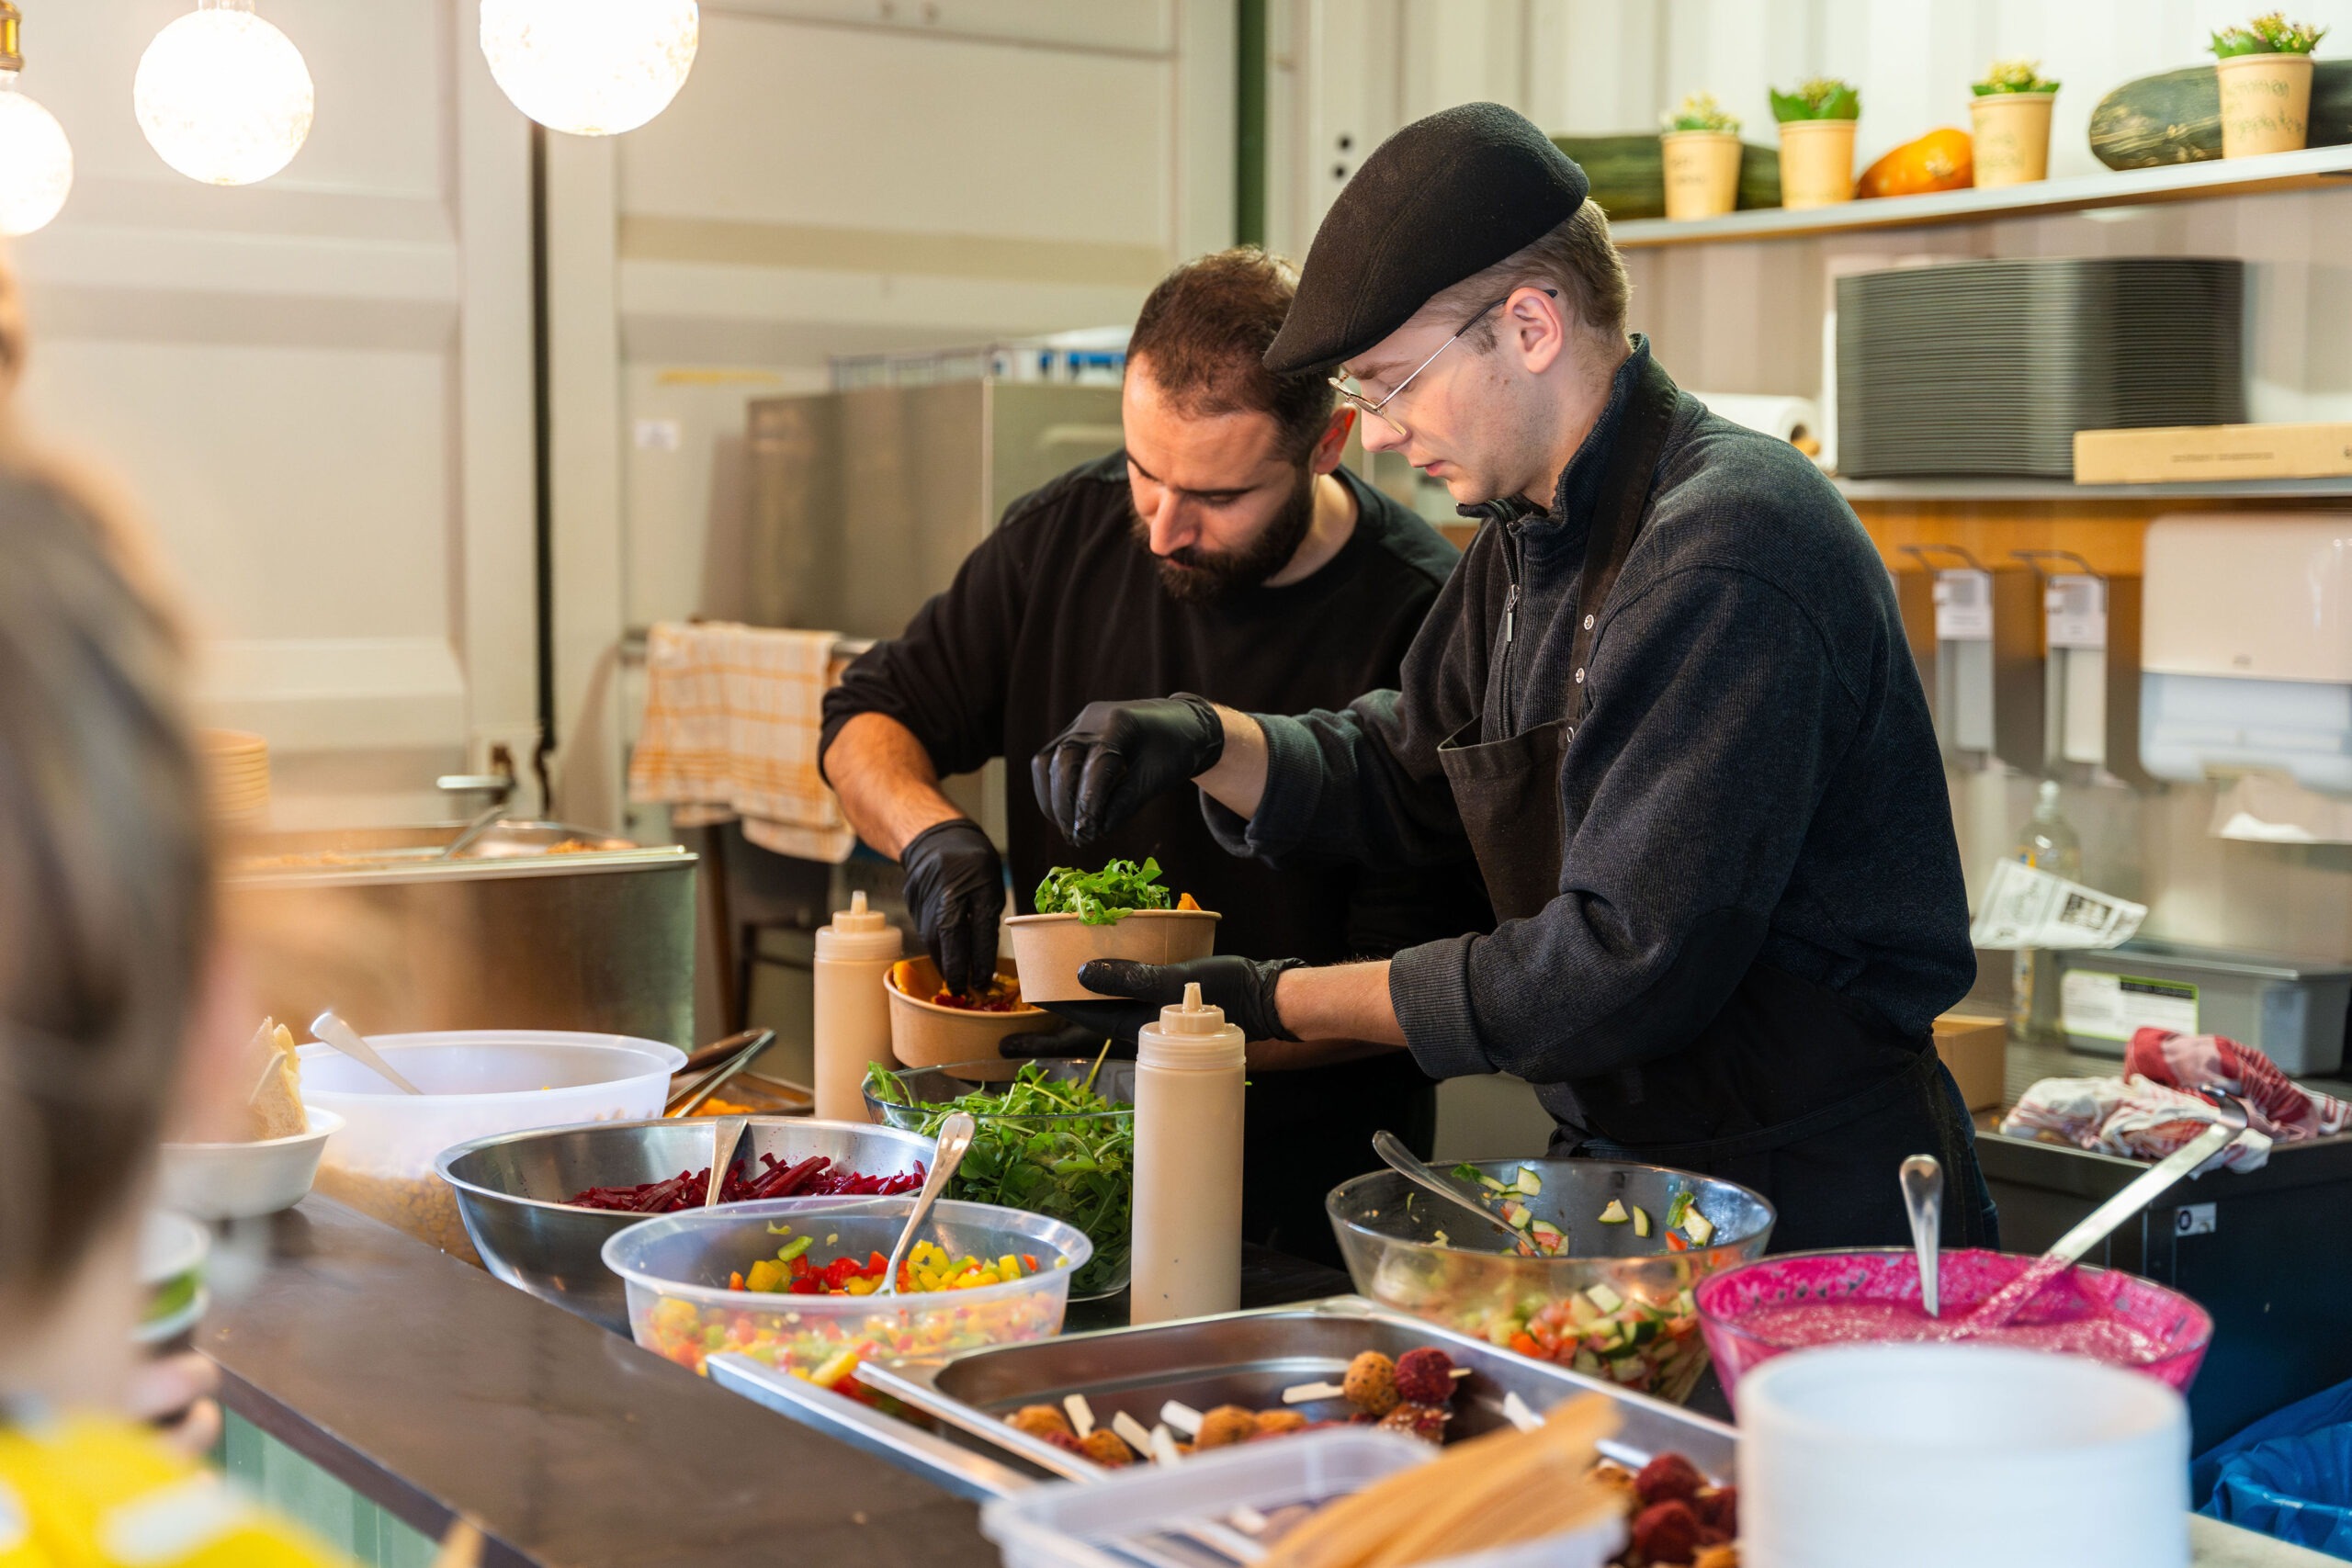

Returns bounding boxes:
[436,1117,933,1332]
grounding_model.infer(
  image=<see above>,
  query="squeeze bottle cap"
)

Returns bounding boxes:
[815,890,901,961]
[1137,982,1246,1069]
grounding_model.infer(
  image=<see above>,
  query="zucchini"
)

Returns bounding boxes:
[1552,134,1781,220]
[2090,62,2352,168]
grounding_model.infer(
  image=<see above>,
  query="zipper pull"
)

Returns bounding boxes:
[1501,582,1519,647]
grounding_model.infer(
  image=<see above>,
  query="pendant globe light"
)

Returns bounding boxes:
[135,0,313,186]
[0,4,72,235]
[481,0,699,137]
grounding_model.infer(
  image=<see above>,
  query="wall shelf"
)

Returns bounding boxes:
[1612,143,2352,249]
[1834,476,2352,502]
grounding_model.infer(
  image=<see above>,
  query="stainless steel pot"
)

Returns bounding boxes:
[226,821,696,1049]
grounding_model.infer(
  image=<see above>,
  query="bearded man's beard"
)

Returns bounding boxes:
[1132,467,1317,604]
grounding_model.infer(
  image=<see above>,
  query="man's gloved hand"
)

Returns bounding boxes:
[899,818,1005,996]
[1041,955,1303,1048]
[1031,694,1225,846]
[999,1019,1133,1061]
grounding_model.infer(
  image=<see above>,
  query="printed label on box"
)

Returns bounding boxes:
[2062,970,2199,1043]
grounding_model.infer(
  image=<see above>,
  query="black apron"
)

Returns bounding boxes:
[1435,357,1996,1255]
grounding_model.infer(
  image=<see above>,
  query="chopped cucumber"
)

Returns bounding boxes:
[1682,1209,1715,1247]
[1515,1166,1544,1195]
[1632,1205,1651,1238]
[1665,1190,1694,1230]
[1585,1282,1624,1314]
[1572,1348,1601,1375]
[1502,1201,1533,1230]
[1598,1200,1629,1224]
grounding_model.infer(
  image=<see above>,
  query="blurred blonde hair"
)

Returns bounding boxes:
[0,247,212,1312]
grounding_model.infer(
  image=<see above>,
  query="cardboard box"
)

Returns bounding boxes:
[1934,1011,2009,1111]
[2074,422,2352,485]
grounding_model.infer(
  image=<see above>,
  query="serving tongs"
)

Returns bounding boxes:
[662,1028,775,1117]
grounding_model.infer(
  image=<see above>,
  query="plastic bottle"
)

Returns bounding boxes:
[1130,982,1247,1325]
[2009,779,2083,1044]
[812,891,902,1122]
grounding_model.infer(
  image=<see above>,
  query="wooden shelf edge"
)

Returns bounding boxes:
[1835,476,2352,502]
[1611,143,2352,249]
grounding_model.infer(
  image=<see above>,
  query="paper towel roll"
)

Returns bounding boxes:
[1690,391,1823,453]
[1740,1344,2188,1568]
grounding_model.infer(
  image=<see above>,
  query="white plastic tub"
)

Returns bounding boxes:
[980,1429,1624,1568]
[300,1031,684,1261]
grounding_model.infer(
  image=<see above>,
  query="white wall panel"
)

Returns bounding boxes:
[6,0,534,829]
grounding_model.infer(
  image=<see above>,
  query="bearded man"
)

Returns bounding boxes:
[820,248,1485,1262]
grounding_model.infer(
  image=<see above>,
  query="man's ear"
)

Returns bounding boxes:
[1508,285,1570,376]
[1307,406,1356,475]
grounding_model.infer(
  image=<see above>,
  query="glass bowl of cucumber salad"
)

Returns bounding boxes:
[1326,1158,1775,1404]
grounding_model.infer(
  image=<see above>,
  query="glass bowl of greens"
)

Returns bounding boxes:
[1003,858,1219,1003]
[865,1058,1134,1301]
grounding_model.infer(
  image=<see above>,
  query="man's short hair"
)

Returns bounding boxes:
[1127,249,1336,461]
[1419,199,1630,351]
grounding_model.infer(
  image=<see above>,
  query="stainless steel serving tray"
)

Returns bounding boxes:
[854,1295,1736,1486]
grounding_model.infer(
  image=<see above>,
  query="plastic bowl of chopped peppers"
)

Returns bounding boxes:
[603,1195,1091,1391]
[1328,1160,1774,1404]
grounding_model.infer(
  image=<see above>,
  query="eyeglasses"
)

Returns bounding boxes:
[1327,288,1558,429]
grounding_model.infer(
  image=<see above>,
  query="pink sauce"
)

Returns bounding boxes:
[1735,1299,2175,1362]
[1695,1249,2214,1400]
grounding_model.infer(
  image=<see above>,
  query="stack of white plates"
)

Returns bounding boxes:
[1835,256,2245,479]
[1738,1344,2189,1568]
[196,728,269,829]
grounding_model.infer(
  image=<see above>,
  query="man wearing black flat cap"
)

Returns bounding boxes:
[1030,102,1997,1254]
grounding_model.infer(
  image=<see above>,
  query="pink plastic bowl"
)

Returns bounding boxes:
[1695,1248,2212,1407]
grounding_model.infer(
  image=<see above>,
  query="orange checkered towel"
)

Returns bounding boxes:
[628,622,857,863]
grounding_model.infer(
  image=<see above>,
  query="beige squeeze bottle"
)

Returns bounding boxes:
[812,891,901,1122]
[1131,981,1247,1324]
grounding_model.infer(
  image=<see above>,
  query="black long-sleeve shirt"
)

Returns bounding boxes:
[820,452,1482,964]
[1204,343,1974,1134]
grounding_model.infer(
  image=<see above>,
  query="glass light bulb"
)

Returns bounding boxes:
[0,72,71,235]
[481,0,698,138]
[135,1,313,186]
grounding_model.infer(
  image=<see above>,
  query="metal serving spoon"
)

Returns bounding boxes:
[1900,1154,1944,1316]
[703,1116,749,1208]
[1371,1129,1523,1247]
[876,1112,978,1295]
[310,1010,424,1096]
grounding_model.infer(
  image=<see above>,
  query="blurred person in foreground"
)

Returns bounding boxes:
[821,249,1488,1262]
[0,281,456,1562]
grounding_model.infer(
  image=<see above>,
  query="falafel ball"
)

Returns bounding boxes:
[1341,1351,1401,1416]
[1193,1405,1261,1450]
[1080,1428,1136,1468]
[1009,1404,1074,1440]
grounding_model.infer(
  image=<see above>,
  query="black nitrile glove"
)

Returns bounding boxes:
[998,1020,1133,1061]
[899,818,1004,996]
[1031,694,1225,847]
[1042,955,1303,1048]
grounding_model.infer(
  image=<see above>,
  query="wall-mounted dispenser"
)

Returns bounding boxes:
[1896,545,2044,773]
[2142,513,2352,792]
[2015,550,2149,787]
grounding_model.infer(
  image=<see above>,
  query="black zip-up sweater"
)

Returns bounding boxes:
[1204,341,1974,1134]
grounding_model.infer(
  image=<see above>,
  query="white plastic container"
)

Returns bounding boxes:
[1739,1343,2188,1568]
[813,890,902,1121]
[300,1031,684,1261]
[158,1108,345,1221]
[1129,983,1245,1325]
[981,1430,1623,1568]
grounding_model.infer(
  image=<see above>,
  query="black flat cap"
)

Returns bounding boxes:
[1264,102,1589,376]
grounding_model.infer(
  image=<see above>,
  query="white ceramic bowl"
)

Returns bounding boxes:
[300,1030,685,1261]
[158,1109,345,1221]
[1737,1343,2188,1568]
[134,1209,209,1346]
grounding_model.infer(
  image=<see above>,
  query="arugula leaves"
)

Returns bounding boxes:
[1034,858,1175,926]
[865,1061,1134,1297]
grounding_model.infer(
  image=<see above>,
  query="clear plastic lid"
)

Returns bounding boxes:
[815,890,902,962]
[1136,983,1245,1070]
